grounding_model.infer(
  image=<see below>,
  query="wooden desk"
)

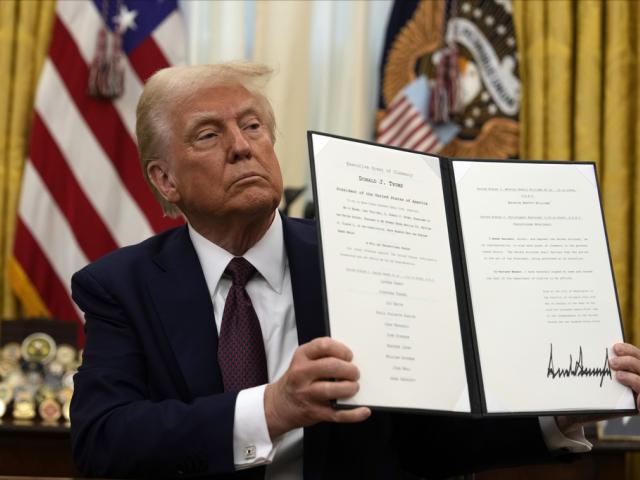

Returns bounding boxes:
[0,421,636,479]
[0,420,78,477]
[477,440,639,480]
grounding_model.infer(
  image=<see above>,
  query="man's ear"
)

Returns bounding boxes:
[147,160,180,203]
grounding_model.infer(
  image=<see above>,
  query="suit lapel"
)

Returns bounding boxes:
[282,216,327,345]
[147,218,330,477]
[282,215,330,480]
[147,226,223,398]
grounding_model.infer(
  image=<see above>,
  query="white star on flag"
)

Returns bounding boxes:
[113,5,138,33]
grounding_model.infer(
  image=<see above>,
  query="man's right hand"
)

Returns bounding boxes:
[264,337,372,439]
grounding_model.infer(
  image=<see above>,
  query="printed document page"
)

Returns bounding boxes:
[312,134,469,412]
[453,161,634,413]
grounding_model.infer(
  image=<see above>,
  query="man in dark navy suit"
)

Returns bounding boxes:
[70,62,640,479]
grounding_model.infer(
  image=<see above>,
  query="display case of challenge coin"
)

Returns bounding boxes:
[0,319,79,426]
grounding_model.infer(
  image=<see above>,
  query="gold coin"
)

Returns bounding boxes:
[13,399,36,420]
[38,397,62,422]
[0,399,5,418]
[37,384,56,401]
[47,360,65,377]
[57,386,73,404]
[21,333,57,364]
[14,389,33,402]
[5,370,25,389]
[56,344,77,366]
[0,360,14,378]
[1,342,21,363]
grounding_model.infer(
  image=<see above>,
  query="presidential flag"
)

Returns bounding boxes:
[10,0,186,343]
[376,75,459,153]
[376,0,520,159]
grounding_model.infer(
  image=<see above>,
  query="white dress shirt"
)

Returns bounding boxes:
[188,212,591,479]
[189,214,302,479]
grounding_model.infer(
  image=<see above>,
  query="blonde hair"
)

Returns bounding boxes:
[135,62,276,218]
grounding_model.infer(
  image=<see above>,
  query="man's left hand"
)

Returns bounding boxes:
[555,342,640,433]
[609,342,640,410]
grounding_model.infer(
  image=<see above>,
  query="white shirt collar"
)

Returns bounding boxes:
[188,212,286,296]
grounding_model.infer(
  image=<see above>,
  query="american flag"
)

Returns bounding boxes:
[10,0,185,342]
[376,75,459,153]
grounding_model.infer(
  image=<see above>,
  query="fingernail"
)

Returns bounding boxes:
[609,357,618,368]
[616,371,626,380]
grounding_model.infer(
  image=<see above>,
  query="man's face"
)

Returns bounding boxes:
[154,84,283,222]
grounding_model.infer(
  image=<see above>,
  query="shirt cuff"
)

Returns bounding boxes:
[233,385,279,469]
[538,416,593,453]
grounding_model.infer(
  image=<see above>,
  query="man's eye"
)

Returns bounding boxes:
[196,132,216,141]
[246,122,261,130]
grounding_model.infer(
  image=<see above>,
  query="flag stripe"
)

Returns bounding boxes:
[153,11,186,66]
[36,60,156,246]
[377,88,444,154]
[407,129,435,151]
[18,162,88,304]
[112,60,143,138]
[391,115,426,147]
[56,0,142,138]
[378,97,410,133]
[416,135,440,153]
[382,110,419,146]
[30,115,119,260]
[49,15,138,152]
[378,108,417,144]
[14,221,84,343]
[128,35,170,83]
[49,17,179,234]
[55,0,97,63]
[377,99,411,136]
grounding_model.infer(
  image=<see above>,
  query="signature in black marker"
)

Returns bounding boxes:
[547,343,612,387]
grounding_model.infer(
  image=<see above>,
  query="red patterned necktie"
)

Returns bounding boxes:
[217,257,269,392]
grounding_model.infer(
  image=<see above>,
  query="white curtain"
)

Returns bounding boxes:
[253,0,314,195]
[179,0,393,215]
[180,0,253,63]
